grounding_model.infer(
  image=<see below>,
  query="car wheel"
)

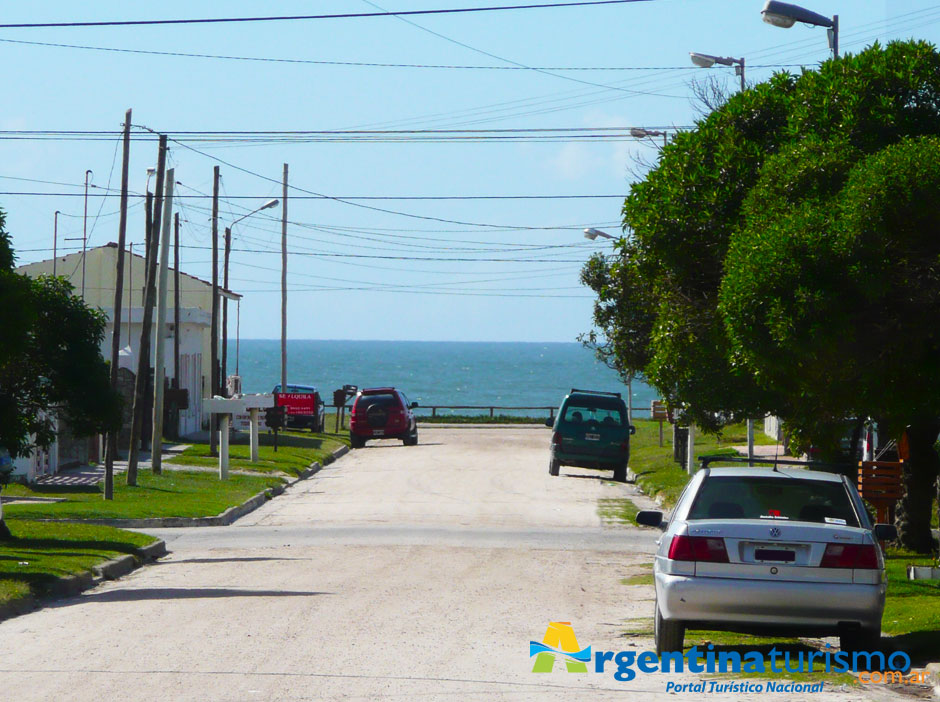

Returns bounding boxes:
[403,430,418,446]
[549,457,560,476]
[840,626,881,653]
[350,434,365,449]
[613,463,627,483]
[654,595,685,655]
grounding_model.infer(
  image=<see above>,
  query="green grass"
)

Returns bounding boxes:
[621,572,655,586]
[598,497,640,525]
[167,429,347,477]
[0,520,155,606]
[2,470,283,520]
[629,420,781,507]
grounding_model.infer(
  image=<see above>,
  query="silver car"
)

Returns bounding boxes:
[636,463,897,654]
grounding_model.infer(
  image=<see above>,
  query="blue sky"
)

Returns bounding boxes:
[2,0,936,341]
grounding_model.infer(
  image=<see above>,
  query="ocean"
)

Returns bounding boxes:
[232,340,657,416]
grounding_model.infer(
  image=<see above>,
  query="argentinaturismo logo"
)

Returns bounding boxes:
[530,622,592,673]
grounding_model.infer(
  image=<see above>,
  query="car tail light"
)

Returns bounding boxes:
[820,543,878,569]
[552,431,562,447]
[667,535,729,563]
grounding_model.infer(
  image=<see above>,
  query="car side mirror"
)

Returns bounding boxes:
[635,510,664,528]
[545,418,554,427]
[873,523,897,541]
[410,402,419,409]
[629,425,636,435]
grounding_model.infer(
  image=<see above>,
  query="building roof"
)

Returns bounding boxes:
[16,242,241,299]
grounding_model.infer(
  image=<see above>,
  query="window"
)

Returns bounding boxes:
[687,476,859,526]
[562,404,623,426]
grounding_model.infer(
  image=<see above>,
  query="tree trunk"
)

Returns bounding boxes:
[895,420,940,553]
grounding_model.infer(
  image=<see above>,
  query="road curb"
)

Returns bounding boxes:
[33,442,350,529]
[926,663,940,698]
[0,538,168,623]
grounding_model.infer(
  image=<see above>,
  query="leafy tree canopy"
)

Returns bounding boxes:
[587,40,940,439]
[0,209,121,458]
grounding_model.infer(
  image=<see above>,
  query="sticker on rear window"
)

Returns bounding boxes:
[824,517,847,525]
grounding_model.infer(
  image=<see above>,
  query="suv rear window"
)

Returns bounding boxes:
[562,404,624,426]
[687,476,859,526]
[357,393,399,411]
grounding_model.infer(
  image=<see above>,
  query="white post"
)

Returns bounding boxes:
[687,421,696,474]
[747,419,755,467]
[151,169,175,472]
[627,378,633,424]
[249,408,260,462]
[219,413,230,480]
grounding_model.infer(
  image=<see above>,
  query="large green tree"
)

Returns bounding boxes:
[0,209,121,536]
[584,40,940,551]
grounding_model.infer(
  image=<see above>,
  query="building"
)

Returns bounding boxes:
[13,243,240,479]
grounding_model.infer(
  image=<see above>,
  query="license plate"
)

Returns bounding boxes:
[754,548,795,562]
[372,429,385,436]
[585,433,600,441]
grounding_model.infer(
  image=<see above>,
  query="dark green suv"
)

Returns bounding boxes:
[546,389,635,482]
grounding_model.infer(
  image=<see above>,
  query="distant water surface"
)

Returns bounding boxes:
[233,340,656,415]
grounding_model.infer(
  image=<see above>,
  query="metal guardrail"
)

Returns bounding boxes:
[328,404,653,419]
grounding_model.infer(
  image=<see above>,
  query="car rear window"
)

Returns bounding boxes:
[356,393,399,411]
[562,404,624,426]
[687,476,859,526]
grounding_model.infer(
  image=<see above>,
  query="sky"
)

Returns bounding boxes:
[2,0,936,342]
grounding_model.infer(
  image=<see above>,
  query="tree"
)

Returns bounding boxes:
[0,210,121,537]
[583,40,940,551]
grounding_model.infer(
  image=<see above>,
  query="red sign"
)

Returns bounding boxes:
[275,392,316,416]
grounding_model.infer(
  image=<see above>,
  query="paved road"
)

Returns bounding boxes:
[0,426,903,701]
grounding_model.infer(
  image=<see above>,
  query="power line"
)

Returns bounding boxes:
[0,1,652,29]
[0,190,625,200]
[0,37,802,71]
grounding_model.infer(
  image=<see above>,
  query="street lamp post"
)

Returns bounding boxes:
[629,127,668,148]
[583,228,617,241]
[53,210,60,276]
[761,0,838,58]
[221,198,279,394]
[690,52,746,92]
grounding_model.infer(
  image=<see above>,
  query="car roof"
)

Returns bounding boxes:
[360,387,397,394]
[274,384,317,392]
[704,466,845,483]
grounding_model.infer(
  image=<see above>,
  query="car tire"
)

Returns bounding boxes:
[350,435,365,449]
[549,457,560,476]
[403,429,418,446]
[613,463,627,483]
[654,595,685,655]
[840,626,881,654]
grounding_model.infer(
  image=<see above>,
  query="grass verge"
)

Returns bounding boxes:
[167,429,347,478]
[2,470,283,520]
[598,497,640,526]
[0,520,155,606]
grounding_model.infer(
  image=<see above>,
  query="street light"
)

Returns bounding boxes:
[583,228,617,241]
[222,198,280,392]
[630,127,668,147]
[761,0,838,58]
[81,169,92,299]
[690,52,746,92]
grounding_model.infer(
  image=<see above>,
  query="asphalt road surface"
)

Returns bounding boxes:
[0,426,907,701]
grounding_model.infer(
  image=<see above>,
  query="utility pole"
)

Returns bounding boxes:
[173,212,181,439]
[152,169,174,474]
[210,166,220,457]
[127,135,167,486]
[53,211,60,276]
[281,163,288,391]
[103,108,131,501]
[222,226,231,394]
[82,169,92,299]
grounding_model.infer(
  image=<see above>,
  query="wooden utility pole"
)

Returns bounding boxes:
[127,135,167,486]
[103,108,131,500]
[173,212,181,439]
[281,163,288,391]
[151,169,174,474]
[210,166,220,456]
[222,226,231,394]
